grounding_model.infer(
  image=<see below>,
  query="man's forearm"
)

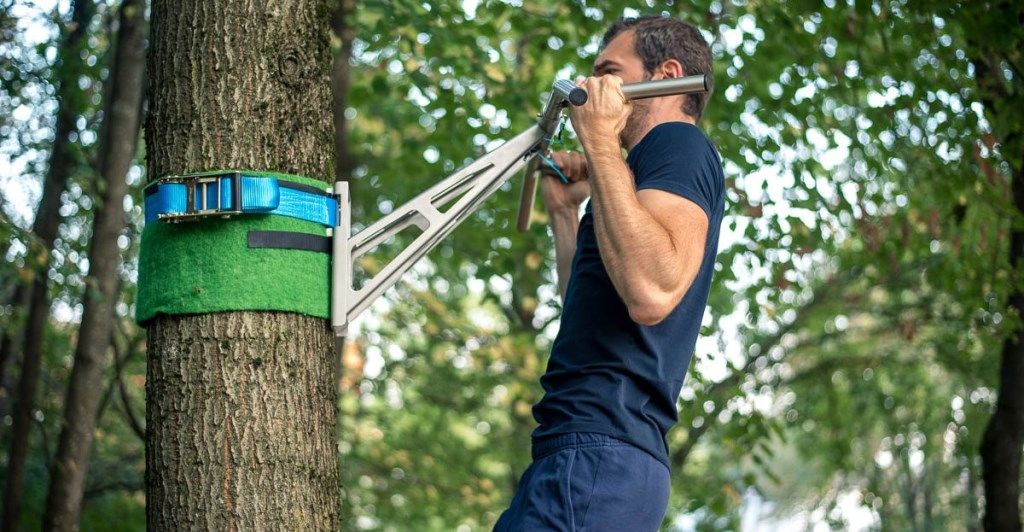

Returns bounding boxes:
[549,207,580,301]
[583,142,682,316]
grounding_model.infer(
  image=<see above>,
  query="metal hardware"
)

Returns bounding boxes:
[516,74,709,231]
[154,171,244,222]
[621,75,708,100]
[331,73,709,338]
[332,126,545,337]
[552,79,588,106]
[332,180,351,337]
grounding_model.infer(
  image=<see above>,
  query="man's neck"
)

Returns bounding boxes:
[625,112,696,152]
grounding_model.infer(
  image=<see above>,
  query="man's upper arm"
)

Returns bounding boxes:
[636,188,709,306]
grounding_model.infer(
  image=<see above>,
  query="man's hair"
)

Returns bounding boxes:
[601,16,714,120]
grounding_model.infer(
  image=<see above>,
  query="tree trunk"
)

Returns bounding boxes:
[966,2,1024,528]
[329,0,357,523]
[42,0,147,528]
[331,0,356,189]
[981,164,1024,532]
[144,1,339,529]
[0,284,29,406]
[1,1,95,530]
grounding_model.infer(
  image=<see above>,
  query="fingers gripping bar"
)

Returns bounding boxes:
[516,74,709,232]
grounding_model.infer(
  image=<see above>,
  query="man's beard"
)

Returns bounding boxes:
[619,98,652,148]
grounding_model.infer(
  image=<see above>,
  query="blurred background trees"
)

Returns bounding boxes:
[0,0,1020,530]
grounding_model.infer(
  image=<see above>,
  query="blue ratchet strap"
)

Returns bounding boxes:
[143,172,337,227]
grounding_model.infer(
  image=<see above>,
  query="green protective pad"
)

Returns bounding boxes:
[135,171,332,324]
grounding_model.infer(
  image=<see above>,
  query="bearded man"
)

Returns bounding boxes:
[494,15,725,531]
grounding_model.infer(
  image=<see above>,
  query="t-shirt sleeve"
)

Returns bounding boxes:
[632,125,722,220]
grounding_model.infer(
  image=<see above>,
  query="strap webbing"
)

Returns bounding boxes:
[143,172,338,226]
[247,230,331,254]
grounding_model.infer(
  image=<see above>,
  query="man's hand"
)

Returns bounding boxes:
[538,150,590,302]
[539,151,590,214]
[568,75,631,151]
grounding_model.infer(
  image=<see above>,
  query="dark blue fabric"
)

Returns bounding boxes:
[494,433,670,532]
[531,122,725,469]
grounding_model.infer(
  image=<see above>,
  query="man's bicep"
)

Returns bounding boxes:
[636,188,709,297]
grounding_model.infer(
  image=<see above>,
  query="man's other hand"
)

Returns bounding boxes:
[540,151,591,214]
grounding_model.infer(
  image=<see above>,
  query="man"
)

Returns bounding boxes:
[494,16,725,531]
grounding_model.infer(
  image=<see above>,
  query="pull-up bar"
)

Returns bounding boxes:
[515,74,708,232]
[331,74,708,337]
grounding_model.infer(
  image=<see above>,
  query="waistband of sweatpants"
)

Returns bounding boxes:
[531,432,634,460]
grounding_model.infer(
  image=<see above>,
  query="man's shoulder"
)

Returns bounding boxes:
[629,121,725,221]
[630,122,720,166]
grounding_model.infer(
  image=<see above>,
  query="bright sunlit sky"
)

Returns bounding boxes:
[1,2,876,529]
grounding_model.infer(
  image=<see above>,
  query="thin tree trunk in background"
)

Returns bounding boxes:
[43,0,146,527]
[144,0,339,529]
[331,0,356,189]
[981,162,1024,532]
[969,2,1024,528]
[1,1,95,530]
[330,0,357,524]
[0,284,29,405]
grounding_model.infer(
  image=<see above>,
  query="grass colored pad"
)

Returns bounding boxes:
[136,172,332,323]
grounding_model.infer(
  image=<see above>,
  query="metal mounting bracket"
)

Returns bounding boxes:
[331,125,545,337]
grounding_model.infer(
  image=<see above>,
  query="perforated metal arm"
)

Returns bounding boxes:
[331,125,546,337]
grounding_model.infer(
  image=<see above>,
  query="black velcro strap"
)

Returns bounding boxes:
[247,230,331,254]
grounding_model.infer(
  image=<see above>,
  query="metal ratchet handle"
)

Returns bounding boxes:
[516,74,709,232]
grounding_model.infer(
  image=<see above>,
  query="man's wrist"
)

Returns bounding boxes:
[580,134,621,161]
[547,204,581,218]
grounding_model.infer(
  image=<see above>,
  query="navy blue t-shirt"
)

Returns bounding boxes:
[531,121,725,469]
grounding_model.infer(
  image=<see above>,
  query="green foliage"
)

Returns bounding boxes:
[338,0,1020,528]
[1,1,147,528]
[2,0,1020,530]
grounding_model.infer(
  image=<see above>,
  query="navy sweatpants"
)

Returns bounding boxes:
[494,433,670,531]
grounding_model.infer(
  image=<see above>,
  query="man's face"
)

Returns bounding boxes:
[592,30,652,146]
[592,30,648,83]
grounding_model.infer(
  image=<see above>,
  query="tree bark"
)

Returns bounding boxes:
[42,0,147,528]
[1,1,95,530]
[144,1,339,529]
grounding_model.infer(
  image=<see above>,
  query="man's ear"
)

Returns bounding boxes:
[656,59,685,79]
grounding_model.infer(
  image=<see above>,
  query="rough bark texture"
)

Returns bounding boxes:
[42,0,147,528]
[1,1,95,530]
[144,1,339,529]
[147,314,339,530]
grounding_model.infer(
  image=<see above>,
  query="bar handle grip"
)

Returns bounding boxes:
[565,74,708,105]
[552,78,588,106]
